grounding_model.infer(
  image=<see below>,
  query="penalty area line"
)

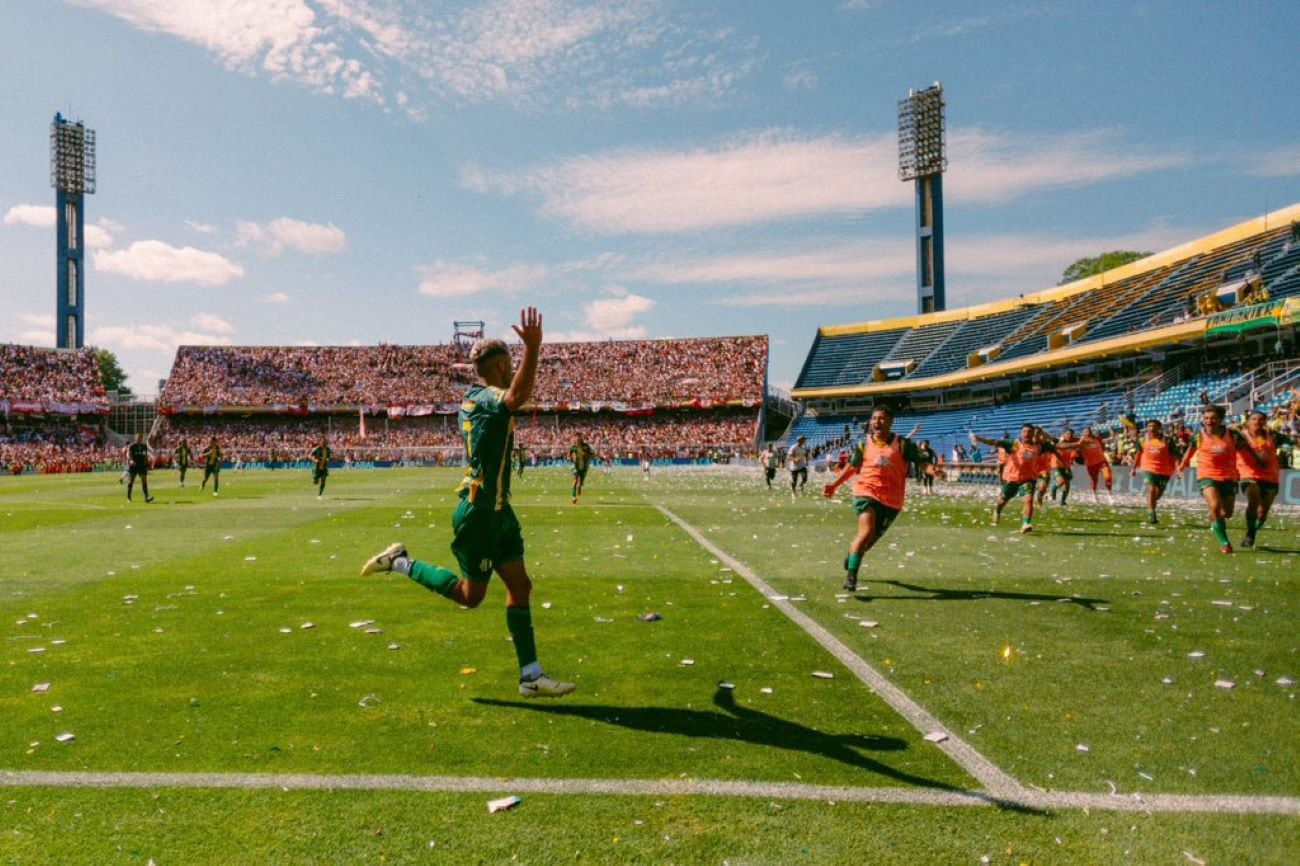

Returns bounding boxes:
[656,505,1023,798]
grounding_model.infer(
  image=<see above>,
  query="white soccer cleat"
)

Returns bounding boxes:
[518,674,575,698]
[361,542,407,576]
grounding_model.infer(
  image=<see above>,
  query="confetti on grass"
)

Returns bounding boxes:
[487,796,521,813]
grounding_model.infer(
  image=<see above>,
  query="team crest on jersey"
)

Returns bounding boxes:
[873,454,893,467]
[480,558,493,572]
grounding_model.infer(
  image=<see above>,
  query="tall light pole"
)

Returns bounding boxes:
[898,83,947,314]
[50,113,96,349]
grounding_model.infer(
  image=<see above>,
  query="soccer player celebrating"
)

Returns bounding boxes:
[1237,409,1292,547]
[1131,419,1177,524]
[822,406,933,592]
[174,438,192,488]
[788,435,810,496]
[1048,428,1080,505]
[761,445,780,488]
[1077,426,1113,501]
[125,433,154,503]
[361,307,574,698]
[309,436,331,498]
[1174,405,1259,553]
[199,437,222,496]
[972,425,1057,534]
[569,432,595,504]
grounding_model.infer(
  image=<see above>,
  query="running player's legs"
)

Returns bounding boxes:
[1086,464,1101,491]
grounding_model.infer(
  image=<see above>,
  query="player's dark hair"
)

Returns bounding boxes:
[871,404,893,418]
[1203,404,1225,419]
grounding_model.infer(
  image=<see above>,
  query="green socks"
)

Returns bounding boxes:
[506,606,538,671]
[1211,519,1229,546]
[408,560,460,598]
[845,552,862,576]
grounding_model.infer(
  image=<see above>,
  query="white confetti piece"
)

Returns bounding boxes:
[55,733,75,743]
[279,628,292,634]
[1276,677,1294,686]
[28,647,45,654]
[1076,743,1090,754]
[680,659,695,666]
[760,687,773,694]
[811,671,833,679]
[541,602,552,609]
[1214,680,1235,689]
[859,620,880,629]
[365,628,383,635]
[718,682,735,690]
[1210,600,1233,607]
[31,683,50,693]
[349,620,374,629]
[387,643,400,651]
[487,796,521,813]
[299,622,314,630]
[923,731,948,743]
[1188,651,1205,659]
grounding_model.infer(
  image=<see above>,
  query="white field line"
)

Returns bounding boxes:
[656,505,1024,799]
[2,771,1297,815]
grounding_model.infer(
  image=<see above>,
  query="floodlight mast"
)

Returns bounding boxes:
[50,112,97,349]
[898,83,947,314]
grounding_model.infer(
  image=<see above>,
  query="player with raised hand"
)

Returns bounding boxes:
[1174,404,1259,553]
[361,307,574,698]
[972,424,1058,534]
[823,405,933,592]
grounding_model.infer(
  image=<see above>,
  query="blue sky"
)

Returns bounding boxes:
[1,0,1297,395]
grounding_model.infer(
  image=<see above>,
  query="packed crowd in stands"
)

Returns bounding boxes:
[152,410,759,466]
[159,337,767,408]
[0,344,107,405]
[1,423,116,475]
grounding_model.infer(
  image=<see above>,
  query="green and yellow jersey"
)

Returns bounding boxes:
[456,384,514,511]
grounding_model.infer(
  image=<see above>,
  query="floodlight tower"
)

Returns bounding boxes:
[50,112,96,349]
[898,83,947,314]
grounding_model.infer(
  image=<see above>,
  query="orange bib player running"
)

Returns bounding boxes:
[972,424,1058,534]
[1174,404,1259,553]
[1131,419,1178,525]
[823,406,933,592]
[1077,427,1113,500]
[1235,409,1293,548]
[1048,429,1079,505]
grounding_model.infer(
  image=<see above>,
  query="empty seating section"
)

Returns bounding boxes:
[1128,371,1247,426]
[880,320,963,367]
[786,387,1123,457]
[794,329,906,389]
[909,307,1040,379]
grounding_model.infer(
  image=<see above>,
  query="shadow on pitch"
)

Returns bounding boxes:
[854,579,1108,611]
[475,685,960,790]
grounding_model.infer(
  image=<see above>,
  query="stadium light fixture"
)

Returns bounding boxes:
[897,83,946,181]
[50,113,95,349]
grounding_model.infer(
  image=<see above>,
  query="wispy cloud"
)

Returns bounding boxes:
[190,312,235,334]
[464,127,1187,236]
[94,240,245,286]
[4,204,55,228]
[236,217,347,255]
[416,260,548,298]
[265,291,291,304]
[89,321,235,352]
[72,0,757,114]
[1240,145,1300,178]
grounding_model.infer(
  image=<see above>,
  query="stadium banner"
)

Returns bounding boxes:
[1204,298,1299,337]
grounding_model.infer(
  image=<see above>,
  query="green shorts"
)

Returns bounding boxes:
[1196,478,1237,498]
[313,467,329,479]
[1052,467,1072,483]
[1239,479,1279,495]
[573,468,588,481]
[450,498,525,583]
[1000,480,1035,500]
[1142,472,1170,492]
[852,497,900,536]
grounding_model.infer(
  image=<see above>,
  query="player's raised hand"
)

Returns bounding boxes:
[823,482,837,499]
[513,306,543,351]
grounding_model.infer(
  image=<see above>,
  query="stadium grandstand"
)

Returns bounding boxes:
[0,344,114,474]
[784,206,1300,467]
[151,335,768,467]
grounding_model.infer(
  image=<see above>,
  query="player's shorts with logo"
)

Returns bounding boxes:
[1142,472,1171,492]
[852,496,900,535]
[1000,480,1035,500]
[451,499,524,582]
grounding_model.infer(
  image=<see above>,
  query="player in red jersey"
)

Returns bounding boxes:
[822,406,934,592]
[1174,405,1259,553]
[1236,409,1293,547]
[1130,419,1177,525]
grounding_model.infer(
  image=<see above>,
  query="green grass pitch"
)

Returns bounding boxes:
[1,466,1296,863]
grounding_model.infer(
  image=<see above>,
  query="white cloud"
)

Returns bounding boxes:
[94,240,244,286]
[1241,145,1300,178]
[73,0,755,115]
[466,127,1190,236]
[73,0,383,104]
[191,312,235,334]
[265,291,291,304]
[4,204,56,228]
[186,219,217,234]
[583,291,654,334]
[417,261,547,298]
[635,239,913,287]
[783,68,818,92]
[85,222,115,249]
[88,322,235,353]
[236,217,347,255]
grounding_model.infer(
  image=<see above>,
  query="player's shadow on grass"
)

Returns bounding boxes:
[856,580,1108,611]
[475,686,956,791]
